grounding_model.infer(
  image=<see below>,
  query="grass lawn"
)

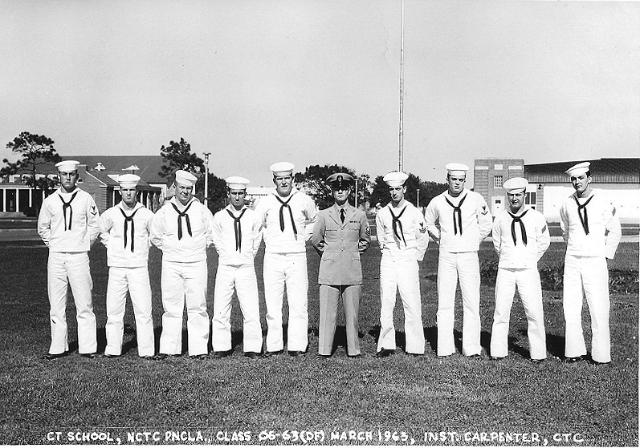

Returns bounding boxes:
[0,241,637,445]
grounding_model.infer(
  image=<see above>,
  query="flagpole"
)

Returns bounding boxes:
[398,0,405,172]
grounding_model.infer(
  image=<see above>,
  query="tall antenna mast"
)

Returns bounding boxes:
[398,0,405,172]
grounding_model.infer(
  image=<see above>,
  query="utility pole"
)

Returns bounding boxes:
[203,152,211,207]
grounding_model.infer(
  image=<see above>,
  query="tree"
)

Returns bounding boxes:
[159,137,205,195]
[369,172,447,209]
[294,164,363,209]
[205,173,228,213]
[1,131,62,191]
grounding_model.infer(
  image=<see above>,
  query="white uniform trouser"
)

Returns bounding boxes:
[490,268,546,360]
[377,253,425,354]
[263,252,308,352]
[437,251,481,357]
[160,260,209,356]
[563,255,610,363]
[105,266,155,357]
[211,263,262,353]
[47,251,96,355]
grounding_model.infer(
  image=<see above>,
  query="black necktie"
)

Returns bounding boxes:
[574,195,594,235]
[171,202,193,240]
[58,192,78,231]
[340,208,345,223]
[389,206,407,245]
[274,194,297,237]
[227,208,247,252]
[508,209,529,246]
[119,207,140,252]
[445,194,467,235]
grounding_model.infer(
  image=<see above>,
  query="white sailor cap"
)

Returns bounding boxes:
[270,162,295,176]
[383,171,409,187]
[55,160,80,172]
[225,176,250,190]
[118,174,140,189]
[445,163,469,175]
[565,161,590,177]
[174,170,198,187]
[503,177,528,193]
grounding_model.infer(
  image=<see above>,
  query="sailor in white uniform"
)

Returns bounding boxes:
[490,177,550,362]
[99,174,155,358]
[375,171,429,357]
[150,170,215,359]
[37,160,100,359]
[211,176,263,359]
[254,162,317,356]
[559,162,621,364]
[425,163,492,357]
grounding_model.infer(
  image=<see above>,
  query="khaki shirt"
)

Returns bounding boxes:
[311,203,370,285]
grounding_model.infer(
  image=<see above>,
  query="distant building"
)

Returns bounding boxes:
[0,155,165,216]
[474,157,640,224]
[474,158,530,215]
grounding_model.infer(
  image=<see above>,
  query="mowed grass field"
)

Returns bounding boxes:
[0,241,637,446]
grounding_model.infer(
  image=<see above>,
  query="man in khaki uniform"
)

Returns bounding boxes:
[311,173,370,357]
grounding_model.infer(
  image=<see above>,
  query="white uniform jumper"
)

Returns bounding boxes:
[151,197,214,356]
[100,202,155,357]
[425,189,492,356]
[559,191,621,363]
[490,206,550,360]
[211,205,263,353]
[255,190,317,352]
[37,187,100,355]
[376,201,429,354]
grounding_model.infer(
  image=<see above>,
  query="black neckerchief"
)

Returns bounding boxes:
[574,194,594,235]
[274,193,297,237]
[389,205,407,245]
[226,207,247,252]
[119,206,140,252]
[58,191,78,231]
[507,209,529,246]
[171,200,194,240]
[445,194,467,235]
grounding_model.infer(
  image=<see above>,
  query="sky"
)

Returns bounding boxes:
[1,0,639,186]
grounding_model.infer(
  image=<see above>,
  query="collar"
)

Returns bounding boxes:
[58,187,79,196]
[119,202,142,214]
[226,204,248,215]
[171,196,197,211]
[445,189,468,202]
[507,205,528,217]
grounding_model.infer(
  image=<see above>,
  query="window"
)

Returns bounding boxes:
[493,176,503,188]
[525,192,537,209]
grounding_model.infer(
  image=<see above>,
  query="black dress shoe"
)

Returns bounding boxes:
[140,355,154,360]
[103,353,120,358]
[212,351,231,359]
[318,353,331,359]
[467,353,482,359]
[347,354,362,359]
[589,359,611,366]
[153,353,169,360]
[80,353,98,359]
[42,352,68,360]
[288,350,306,357]
[564,356,584,363]
[244,352,261,359]
[190,354,208,360]
[531,358,545,364]
[376,349,394,358]
[490,356,505,361]
[263,350,282,358]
